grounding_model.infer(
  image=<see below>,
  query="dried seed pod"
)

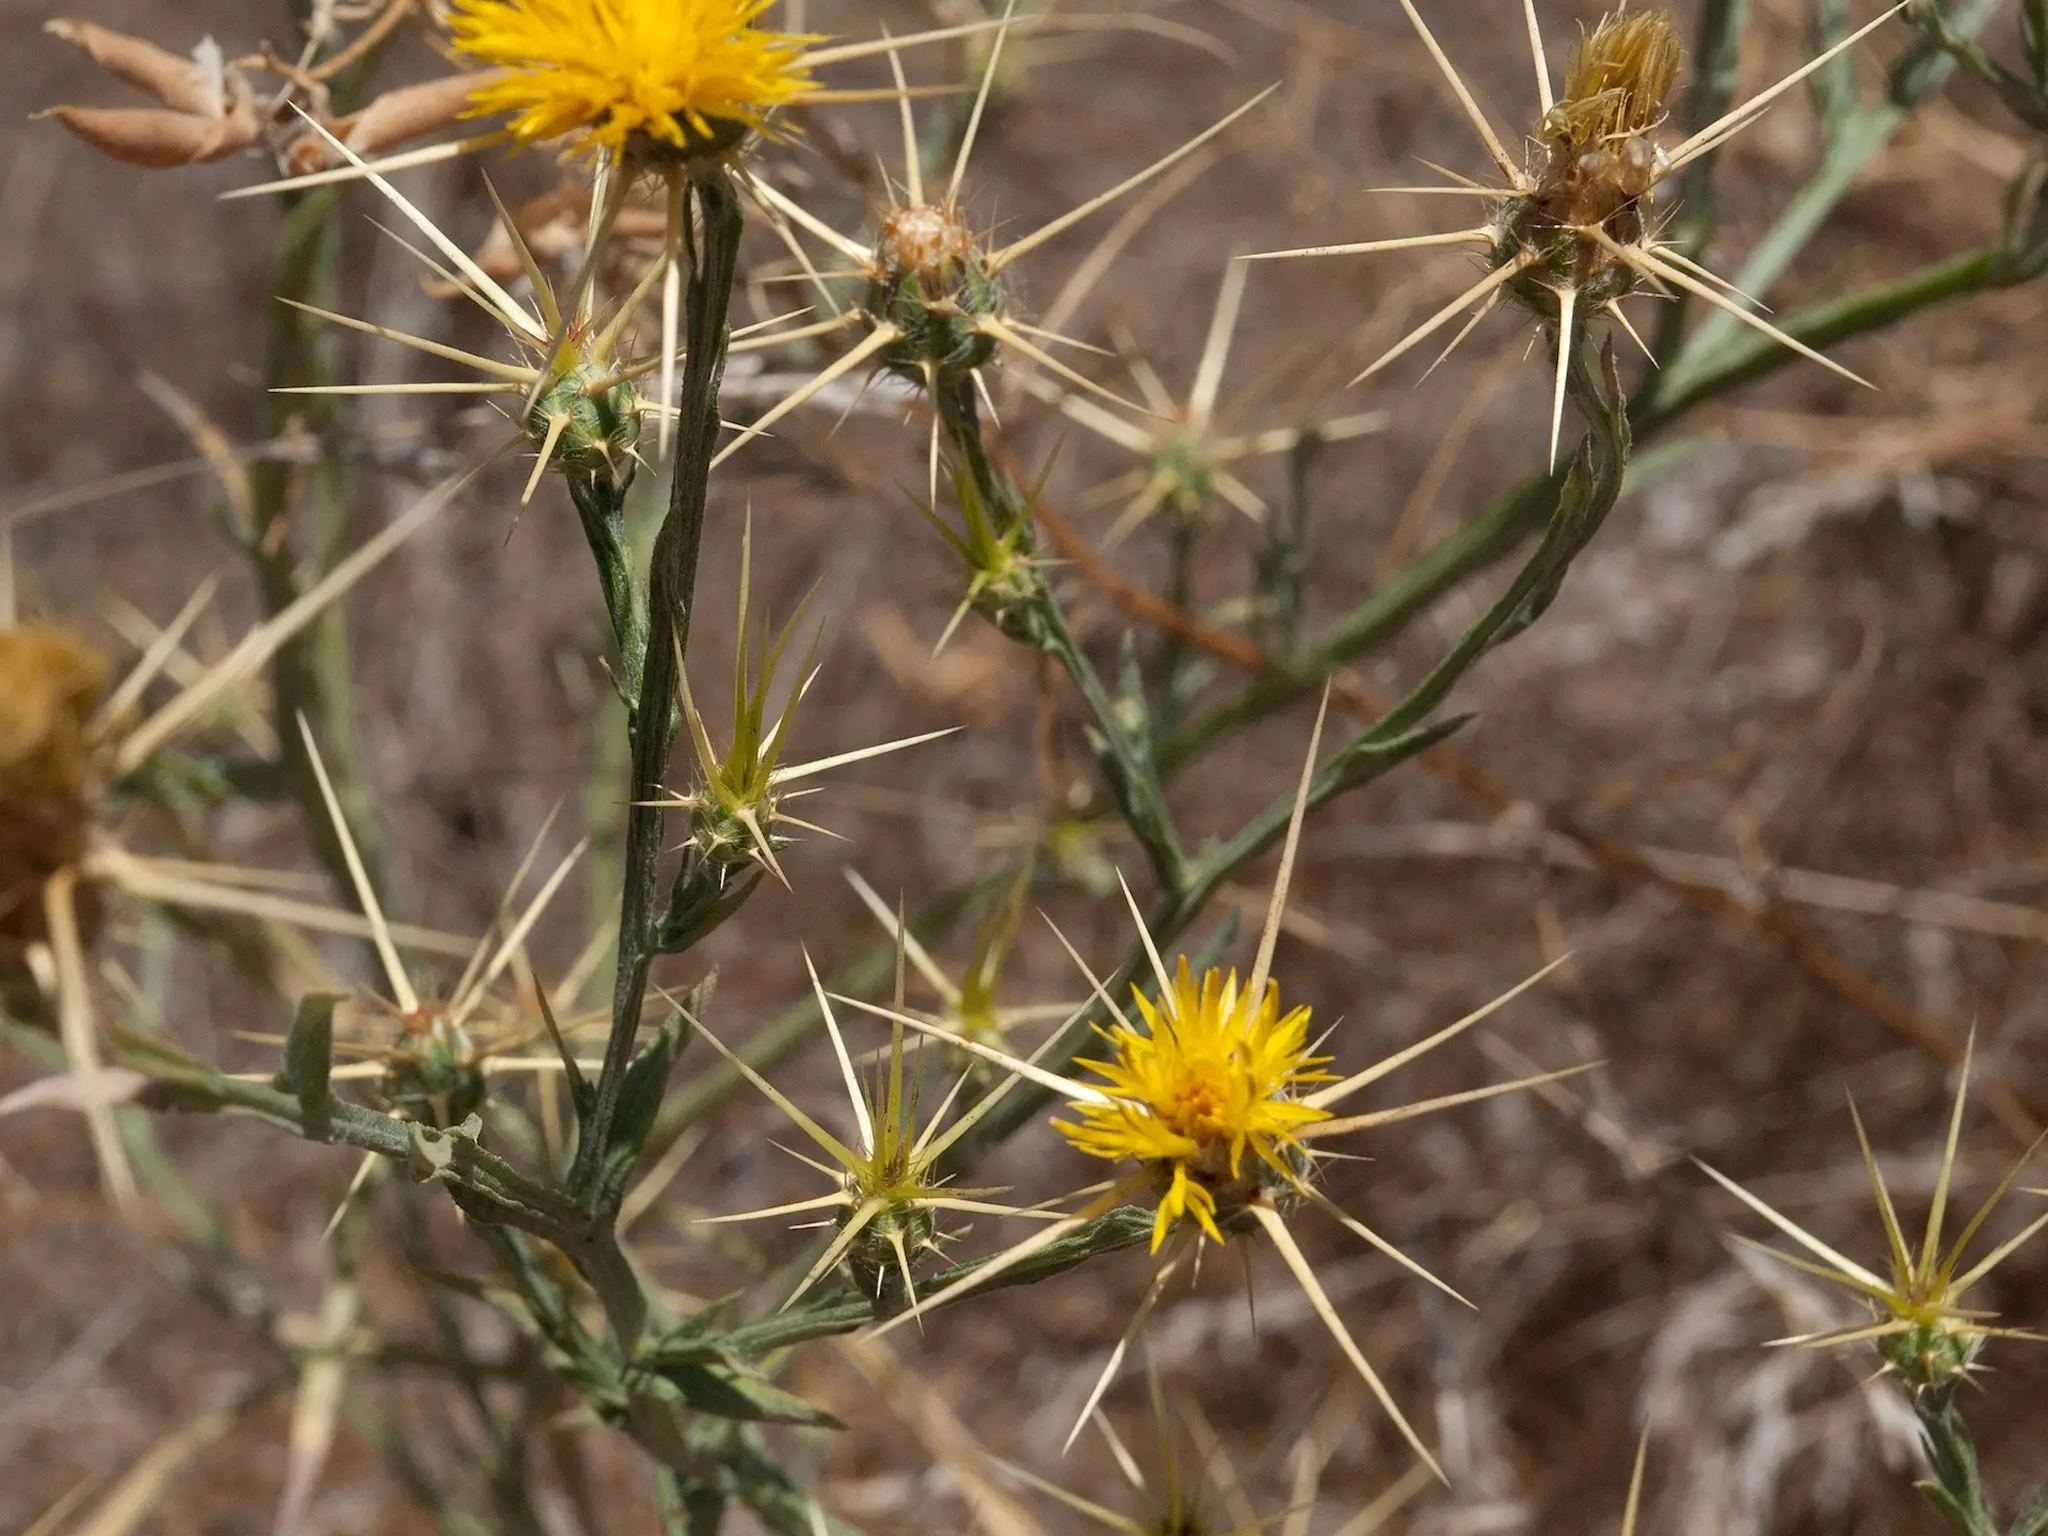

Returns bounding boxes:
[44,18,223,116]
[37,103,260,167]
[281,70,507,175]
[40,19,258,167]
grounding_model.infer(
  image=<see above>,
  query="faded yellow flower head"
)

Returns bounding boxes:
[450,0,819,158]
[1055,958,1332,1250]
[1541,10,1683,154]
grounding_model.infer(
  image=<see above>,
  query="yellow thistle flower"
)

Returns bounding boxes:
[1055,957,1332,1251]
[449,0,820,160]
[1700,1033,2048,1393]
[847,698,1592,1481]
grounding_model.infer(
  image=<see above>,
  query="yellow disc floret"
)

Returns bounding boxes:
[1055,958,1332,1251]
[450,0,819,159]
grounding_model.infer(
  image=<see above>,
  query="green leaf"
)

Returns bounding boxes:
[271,993,342,1137]
[593,1001,694,1213]
[654,1363,843,1429]
[534,986,595,1124]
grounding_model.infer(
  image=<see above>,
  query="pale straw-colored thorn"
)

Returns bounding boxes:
[807,946,876,1153]
[220,132,514,201]
[1188,257,1249,432]
[1620,1429,1650,1536]
[42,871,139,1216]
[1650,244,1769,307]
[883,30,924,210]
[96,573,221,729]
[745,173,872,263]
[1248,1202,1446,1483]
[832,992,1107,1104]
[988,86,1278,273]
[1306,1060,1601,1137]
[297,714,416,1013]
[1548,283,1577,471]
[1349,253,1536,387]
[1065,1239,1188,1454]
[973,316,1157,416]
[1307,953,1571,1108]
[770,725,961,786]
[1294,1182,1472,1306]
[275,299,536,382]
[1248,687,1330,1005]
[1607,301,1657,365]
[803,16,1044,70]
[1664,3,1912,173]
[519,169,629,420]
[950,3,1019,208]
[1114,869,1174,998]
[522,414,570,505]
[289,109,541,340]
[1039,912,1142,1037]
[1242,227,1493,262]
[480,174,562,335]
[1586,228,1873,387]
[844,869,960,1004]
[1522,0,1554,116]
[446,840,586,1031]
[1694,1159,1892,1290]
[710,324,902,468]
[1391,0,1524,187]
[678,1004,862,1168]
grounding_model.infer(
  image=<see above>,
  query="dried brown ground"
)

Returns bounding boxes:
[5,0,2048,1532]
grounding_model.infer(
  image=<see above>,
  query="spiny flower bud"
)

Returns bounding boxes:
[864,202,1007,382]
[381,1008,489,1129]
[528,361,643,475]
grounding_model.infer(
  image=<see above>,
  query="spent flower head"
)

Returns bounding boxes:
[844,859,1075,1059]
[658,519,956,883]
[689,946,1067,1314]
[1,625,110,953]
[844,697,1591,1479]
[1027,260,1386,544]
[1700,1034,2048,1395]
[284,719,590,1128]
[1247,0,1897,465]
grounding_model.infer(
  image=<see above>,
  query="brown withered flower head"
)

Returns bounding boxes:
[0,625,109,953]
[1249,1,1898,466]
[39,11,495,176]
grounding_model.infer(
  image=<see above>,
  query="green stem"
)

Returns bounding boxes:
[1913,1389,2001,1536]
[952,342,1631,1160]
[935,376,1186,891]
[580,170,744,1210]
[249,187,385,896]
[1162,235,2042,771]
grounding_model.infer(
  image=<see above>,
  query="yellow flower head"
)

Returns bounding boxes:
[450,0,819,158]
[1055,957,1332,1250]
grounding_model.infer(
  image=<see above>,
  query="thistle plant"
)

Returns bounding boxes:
[1703,1039,2048,1535]
[11,0,2048,1529]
